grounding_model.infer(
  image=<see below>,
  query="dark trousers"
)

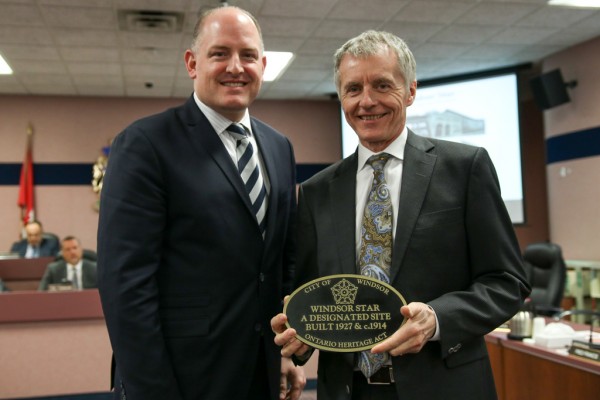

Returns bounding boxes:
[352,371,398,400]
[248,340,271,400]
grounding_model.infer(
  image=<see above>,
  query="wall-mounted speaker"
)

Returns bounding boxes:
[530,69,575,110]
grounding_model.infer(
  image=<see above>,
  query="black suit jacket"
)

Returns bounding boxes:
[10,237,59,258]
[38,259,97,290]
[295,131,530,400]
[97,96,296,400]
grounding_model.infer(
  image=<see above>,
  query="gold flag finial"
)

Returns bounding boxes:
[27,123,34,136]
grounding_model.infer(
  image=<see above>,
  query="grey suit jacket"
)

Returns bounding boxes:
[295,130,530,400]
[38,259,97,290]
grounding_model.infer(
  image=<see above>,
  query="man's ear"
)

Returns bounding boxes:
[184,50,197,79]
[407,81,417,106]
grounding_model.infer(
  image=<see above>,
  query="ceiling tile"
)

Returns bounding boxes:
[118,0,188,12]
[455,3,538,26]
[381,21,446,45]
[0,26,53,45]
[328,0,409,21]
[10,60,67,74]
[42,5,116,29]
[260,16,321,37]
[0,0,597,99]
[0,3,44,26]
[393,1,476,23]
[72,74,123,86]
[60,47,121,62]
[121,48,181,64]
[261,0,337,18]
[312,19,382,39]
[53,28,120,46]
[515,6,595,28]
[488,27,556,45]
[67,62,122,75]
[297,37,347,56]
[0,44,61,61]
[428,25,502,44]
[122,63,176,77]
[119,31,184,49]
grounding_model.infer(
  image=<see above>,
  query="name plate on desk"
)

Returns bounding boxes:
[284,274,406,352]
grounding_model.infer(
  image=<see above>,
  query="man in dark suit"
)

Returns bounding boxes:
[10,220,59,258]
[39,236,96,290]
[97,6,304,400]
[272,31,530,400]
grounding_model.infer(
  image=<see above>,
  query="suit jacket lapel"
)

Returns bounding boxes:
[251,119,278,243]
[390,131,436,284]
[177,97,254,214]
[329,154,358,275]
[58,262,68,283]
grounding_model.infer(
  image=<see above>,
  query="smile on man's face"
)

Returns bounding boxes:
[185,9,266,122]
[339,49,416,153]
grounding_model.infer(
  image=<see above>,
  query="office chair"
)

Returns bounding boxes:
[42,232,60,243]
[522,242,567,317]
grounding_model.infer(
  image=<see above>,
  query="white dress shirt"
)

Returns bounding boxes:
[355,127,407,258]
[193,93,271,192]
[354,127,440,341]
[67,260,83,290]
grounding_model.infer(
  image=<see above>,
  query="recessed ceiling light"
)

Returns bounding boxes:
[0,53,13,75]
[548,0,600,8]
[264,51,294,82]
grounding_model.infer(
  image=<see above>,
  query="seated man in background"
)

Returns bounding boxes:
[10,220,59,258]
[39,236,97,291]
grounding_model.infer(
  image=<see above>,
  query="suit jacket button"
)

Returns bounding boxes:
[254,323,262,332]
[259,273,265,282]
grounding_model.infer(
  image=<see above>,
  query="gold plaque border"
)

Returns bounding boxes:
[284,274,408,352]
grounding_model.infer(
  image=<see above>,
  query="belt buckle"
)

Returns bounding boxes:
[366,366,394,385]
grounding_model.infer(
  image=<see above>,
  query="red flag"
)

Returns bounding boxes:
[18,126,35,225]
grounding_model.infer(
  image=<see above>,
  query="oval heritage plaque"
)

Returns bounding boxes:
[284,274,407,352]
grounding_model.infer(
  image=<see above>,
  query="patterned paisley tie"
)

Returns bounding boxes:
[358,153,393,378]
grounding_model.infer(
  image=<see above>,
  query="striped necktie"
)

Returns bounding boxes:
[228,123,268,237]
[358,153,393,378]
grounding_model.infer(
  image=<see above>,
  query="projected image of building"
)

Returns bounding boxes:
[407,110,485,138]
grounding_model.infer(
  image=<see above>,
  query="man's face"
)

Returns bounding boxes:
[339,48,416,153]
[185,9,266,121]
[25,223,42,247]
[61,239,82,265]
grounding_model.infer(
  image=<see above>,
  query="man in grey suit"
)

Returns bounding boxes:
[97,6,304,400]
[39,236,96,290]
[272,31,530,400]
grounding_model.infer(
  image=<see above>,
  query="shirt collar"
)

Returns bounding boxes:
[68,260,83,270]
[193,92,253,136]
[357,126,408,171]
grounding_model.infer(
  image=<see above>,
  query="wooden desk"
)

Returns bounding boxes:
[486,329,600,400]
[0,256,54,291]
[0,290,112,399]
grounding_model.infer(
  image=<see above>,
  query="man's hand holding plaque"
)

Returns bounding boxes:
[273,275,409,354]
[272,309,312,359]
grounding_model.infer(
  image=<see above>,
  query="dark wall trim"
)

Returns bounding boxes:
[546,126,600,164]
[0,163,331,186]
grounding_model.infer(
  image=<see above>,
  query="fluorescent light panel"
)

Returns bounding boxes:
[263,51,293,82]
[548,0,600,8]
[0,53,13,75]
